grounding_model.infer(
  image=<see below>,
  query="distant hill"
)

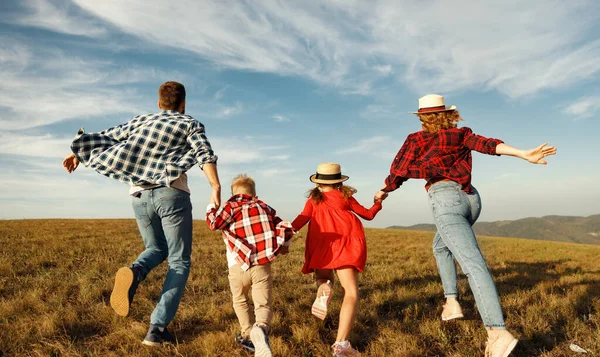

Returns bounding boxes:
[388,214,600,245]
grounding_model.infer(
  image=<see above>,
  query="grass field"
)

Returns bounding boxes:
[1,219,599,356]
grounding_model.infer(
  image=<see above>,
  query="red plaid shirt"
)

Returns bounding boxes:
[383,127,503,193]
[206,194,292,271]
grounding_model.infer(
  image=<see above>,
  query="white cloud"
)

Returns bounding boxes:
[563,96,600,119]
[0,132,71,158]
[67,0,600,97]
[214,86,228,101]
[336,136,392,155]
[272,114,289,122]
[6,0,106,37]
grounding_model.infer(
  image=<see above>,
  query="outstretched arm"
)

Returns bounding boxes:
[62,153,79,173]
[495,143,557,164]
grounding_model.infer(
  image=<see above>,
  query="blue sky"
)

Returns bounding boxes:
[0,0,599,228]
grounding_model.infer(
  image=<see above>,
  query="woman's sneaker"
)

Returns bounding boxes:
[312,280,332,320]
[142,324,175,346]
[485,330,518,357]
[441,300,464,321]
[250,324,272,357]
[332,340,360,357]
[235,333,255,353]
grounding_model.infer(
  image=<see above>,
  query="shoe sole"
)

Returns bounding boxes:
[502,339,518,357]
[142,339,161,347]
[110,267,133,317]
[441,313,464,321]
[311,282,332,320]
[250,327,272,357]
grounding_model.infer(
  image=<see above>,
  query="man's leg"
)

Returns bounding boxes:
[149,187,193,327]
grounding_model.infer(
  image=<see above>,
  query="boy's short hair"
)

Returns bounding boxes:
[231,174,256,196]
[158,81,186,110]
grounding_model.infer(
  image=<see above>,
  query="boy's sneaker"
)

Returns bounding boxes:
[110,265,143,316]
[332,340,360,357]
[485,330,518,357]
[250,324,272,357]
[312,280,332,320]
[142,324,175,347]
[235,333,255,353]
[441,300,464,321]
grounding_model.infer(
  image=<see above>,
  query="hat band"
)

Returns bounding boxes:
[314,172,342,180]
[418,105,447,113]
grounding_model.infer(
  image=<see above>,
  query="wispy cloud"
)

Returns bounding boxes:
[0,132,71,158]
[65,0,600,97]
[272,114,289,122]
[563,96,600,119]
[214,86,228,101]
[336,136,392,155]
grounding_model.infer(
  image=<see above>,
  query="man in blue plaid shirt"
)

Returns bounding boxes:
[62,81,221,346]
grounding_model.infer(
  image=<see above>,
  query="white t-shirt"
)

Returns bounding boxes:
[128,173,190,195]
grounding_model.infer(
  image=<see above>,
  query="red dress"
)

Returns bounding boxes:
[292,190,382,274]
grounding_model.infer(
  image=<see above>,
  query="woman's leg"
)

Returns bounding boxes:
[428,182,505,329]
[335,267,359,342]
[432,231,459,299]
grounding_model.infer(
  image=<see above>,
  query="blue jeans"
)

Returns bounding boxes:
[428,181,505,328]
[131,186,193,327]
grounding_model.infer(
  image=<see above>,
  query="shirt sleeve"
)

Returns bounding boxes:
[187,120,218,168]
[291,199,313,231]
[462,127,504,156]
[348,197,382,221]
[382,135,414,192]
[98,117,136,142]
[206,203,233,230]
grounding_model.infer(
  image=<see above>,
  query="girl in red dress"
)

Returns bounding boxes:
[292,162,385,357]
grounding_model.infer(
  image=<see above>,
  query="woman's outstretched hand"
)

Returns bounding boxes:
[523,142,557,164]
[374,190,388,203]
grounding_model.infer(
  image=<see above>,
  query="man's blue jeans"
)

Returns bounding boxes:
[131,186,192,327]
[428,181,505,329]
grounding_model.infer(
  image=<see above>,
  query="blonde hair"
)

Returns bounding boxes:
[417,110,463,134]
[231,174,256,196]
[307,183,357,204]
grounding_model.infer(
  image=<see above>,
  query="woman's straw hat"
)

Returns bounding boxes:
[411,94,457,114]
[310,162,349,184]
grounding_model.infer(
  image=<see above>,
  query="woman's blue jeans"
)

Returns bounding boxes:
[428,181,505,329]
[131,186,193,327]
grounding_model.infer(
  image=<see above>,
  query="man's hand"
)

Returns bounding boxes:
[374,190,388,203]
[523,143,557,165]
[62,153,79,173]
[210,186,221,209]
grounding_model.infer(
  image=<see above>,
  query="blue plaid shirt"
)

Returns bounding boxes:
[71,110,218,186]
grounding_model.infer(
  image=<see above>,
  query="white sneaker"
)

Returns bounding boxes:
[485,330,518,357]
[441,300,464,321]
[250,324,272,357]
[312,280,332,320]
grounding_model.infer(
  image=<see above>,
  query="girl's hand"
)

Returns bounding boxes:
[374,190,388,203]
[62,153,79,173]
[523,143,557,164]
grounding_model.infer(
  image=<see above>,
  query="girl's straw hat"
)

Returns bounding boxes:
[411,94,456,114]
[310,163,349,184]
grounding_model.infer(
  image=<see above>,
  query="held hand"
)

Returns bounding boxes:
[279,246,290,255]
[210,186,221,209]
[374,190,388,203]
[62,153,79,173]
[523,143,557,165]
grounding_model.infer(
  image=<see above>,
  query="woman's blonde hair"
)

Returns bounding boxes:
[417,110,463,134]
[307,183,357,204]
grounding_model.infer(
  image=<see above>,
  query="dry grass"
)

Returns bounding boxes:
[0,219,599,356]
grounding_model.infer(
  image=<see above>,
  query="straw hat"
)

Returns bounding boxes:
[411,94,456,114]
[310,163,349,184]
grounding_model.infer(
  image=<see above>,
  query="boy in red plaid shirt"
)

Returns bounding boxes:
[206,174,292,357]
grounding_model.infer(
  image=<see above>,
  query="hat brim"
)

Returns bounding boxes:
[310,174,349,184]
[411,105,457,114]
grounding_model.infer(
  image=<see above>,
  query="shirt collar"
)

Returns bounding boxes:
[228,193,255,202]
[161,110,182,115]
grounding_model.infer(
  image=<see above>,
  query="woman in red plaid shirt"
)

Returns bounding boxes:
[377,94,556,357]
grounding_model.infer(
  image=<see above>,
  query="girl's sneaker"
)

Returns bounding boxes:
[332,341,360,357]
[312,280,333,320]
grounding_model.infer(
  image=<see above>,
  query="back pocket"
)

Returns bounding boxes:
[132,200,151,227]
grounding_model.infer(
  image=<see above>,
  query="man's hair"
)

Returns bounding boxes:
[417,110,463,134]
[231,174,256,196]
[158,81,186,110]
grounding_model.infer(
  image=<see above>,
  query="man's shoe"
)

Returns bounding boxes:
[142,324,175,347]
[485,330,518,357]
[441,300,464,321]
[110,265,143,316]
[250,324,272,357]
[235,333,255,353]
[311,280,333,320]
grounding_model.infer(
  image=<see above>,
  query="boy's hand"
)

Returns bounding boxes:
[374,190,388,203]
[62,153,79,173]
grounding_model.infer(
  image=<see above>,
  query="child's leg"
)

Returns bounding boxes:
[228,264,254,338]
[312,269,334,320]
[335,267,359,343]
[315,269,335,287]
[250,263,273,333]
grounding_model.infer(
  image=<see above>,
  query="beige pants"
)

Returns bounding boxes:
[228,263,273,338]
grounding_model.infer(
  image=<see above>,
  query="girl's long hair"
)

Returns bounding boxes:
[417,110,463,134]
[307,183,357,204]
